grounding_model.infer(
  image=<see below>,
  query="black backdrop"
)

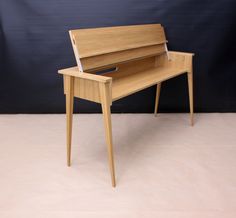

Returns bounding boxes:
[0,0,236,113]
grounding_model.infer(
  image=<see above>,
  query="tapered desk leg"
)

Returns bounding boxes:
[154,83,162,116]
[187,71,194,126]
[66,76,74,166]
[99,83,116,187]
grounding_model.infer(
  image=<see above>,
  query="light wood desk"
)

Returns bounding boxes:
[58,24,194,187]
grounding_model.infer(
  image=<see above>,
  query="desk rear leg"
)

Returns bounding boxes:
[154,83,162,116]
[187,71,194,126]
[65,75,74,166]
[99,83,116,187]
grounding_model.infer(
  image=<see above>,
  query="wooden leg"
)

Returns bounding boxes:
[99,83,116,187]
[66,76,74,166]
[154,83,162,116]
[187,72,194,126]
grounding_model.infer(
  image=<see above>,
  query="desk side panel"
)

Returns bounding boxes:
[63,75,101,104]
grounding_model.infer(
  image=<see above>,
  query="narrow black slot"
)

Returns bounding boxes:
[95,67,118,75]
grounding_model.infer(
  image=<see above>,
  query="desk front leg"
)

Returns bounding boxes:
[99,82,116,187]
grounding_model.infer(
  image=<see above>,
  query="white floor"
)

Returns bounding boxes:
[0,114,236,218]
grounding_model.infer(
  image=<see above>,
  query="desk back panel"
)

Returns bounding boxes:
[69,24,167,71]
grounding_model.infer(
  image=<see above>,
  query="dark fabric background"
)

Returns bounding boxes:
[0,0,236,113]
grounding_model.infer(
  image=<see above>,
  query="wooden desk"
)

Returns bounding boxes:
[58,24,194,187]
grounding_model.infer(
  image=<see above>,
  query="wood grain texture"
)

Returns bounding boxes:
[64,75,103,104]
[159,51,194,71]
[101,56,156,79]
[99,82,116,187]
[70,24,166,58]
[155,51,194,125]
[65,75,74,167]
[59,67,112,83]
[111,66,187,101]
[61,51,194,104]
[81,44,166,71]
[154,83,162,116]
[58,24,195,187]
[187,69,194,126]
